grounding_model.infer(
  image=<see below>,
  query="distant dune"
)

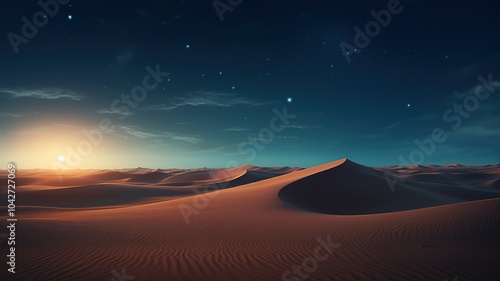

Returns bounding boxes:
[1,159,499,281]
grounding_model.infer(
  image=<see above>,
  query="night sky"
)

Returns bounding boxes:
[1,0,499,169]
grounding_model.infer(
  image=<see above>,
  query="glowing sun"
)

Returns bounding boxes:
[57,155,65,163]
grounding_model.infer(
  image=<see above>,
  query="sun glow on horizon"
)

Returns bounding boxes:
[57,155,65,163]
[3,119,130,169]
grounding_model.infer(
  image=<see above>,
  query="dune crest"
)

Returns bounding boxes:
[2,158,499,281]
[278,159,500,215]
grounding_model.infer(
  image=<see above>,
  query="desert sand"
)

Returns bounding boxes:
[1,158,499,281]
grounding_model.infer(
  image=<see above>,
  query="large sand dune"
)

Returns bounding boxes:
[1,159,499,281]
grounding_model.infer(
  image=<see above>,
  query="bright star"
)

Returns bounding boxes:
[186,44,190,49]
[68,15,72,20]
[287,97,292,103]
[407,103,411,107]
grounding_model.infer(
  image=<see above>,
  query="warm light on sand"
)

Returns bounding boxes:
[8,159,500,280]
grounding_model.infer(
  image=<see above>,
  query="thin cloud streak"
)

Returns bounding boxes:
[223,127,249,132]
[96,108,135,117]
[0,88,85,101]
[141,91,271,111]
[0,112,27,118]
[118,125,202,144]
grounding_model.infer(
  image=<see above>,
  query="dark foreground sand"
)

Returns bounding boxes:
[1,158,499,281]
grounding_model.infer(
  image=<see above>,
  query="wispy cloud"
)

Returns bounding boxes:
[244,134,303,142]
[454,126,500,137]
[168,134,202,144]
[120,126,161,139]
[284,125,321,130]
[115,46,135,64]
[275,135,301,139]
[96,108,135,117]
[12,123,85,135]
[223,127,249,132]
[12,127,49,135]
[452,79,500,100]
[118,125,202,144]
[384,113,435,130]
[0,88,84,100]
[0,112,28,118]
[141,91,271,111]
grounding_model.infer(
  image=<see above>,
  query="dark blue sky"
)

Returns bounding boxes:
[1,0,499,169]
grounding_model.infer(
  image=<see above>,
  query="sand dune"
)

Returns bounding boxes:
[126,170,173,183]
[484,179,500,188]
[159,167,248,185]
[279,159,500,215]
[1,159,499,281]
[17,184,191,208]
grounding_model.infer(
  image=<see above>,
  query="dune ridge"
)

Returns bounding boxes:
[1,158,499,281]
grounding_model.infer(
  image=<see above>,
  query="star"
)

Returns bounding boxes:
[287,97,293,103]
[68,15,72,20]
[232,86,235,90]
[186,44,190,49]
[407,103,411,107]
